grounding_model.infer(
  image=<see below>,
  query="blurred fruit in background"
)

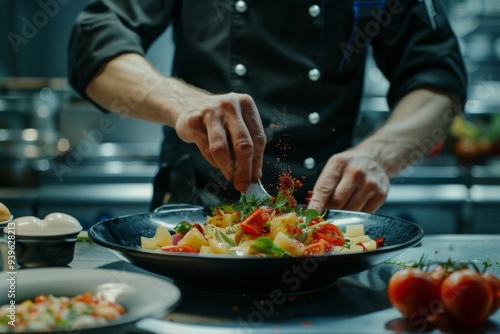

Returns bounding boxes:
[449,114,500,164]
[486,114,500,155]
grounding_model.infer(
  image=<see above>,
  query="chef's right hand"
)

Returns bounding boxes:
[83,54,266,191]
[174,92,266,192]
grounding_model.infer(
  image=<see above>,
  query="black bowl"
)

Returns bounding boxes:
[13,232,79,268]
[89,206,423,294]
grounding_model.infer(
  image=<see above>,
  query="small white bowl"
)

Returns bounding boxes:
[7,212,82,237]
[3,213,83,268]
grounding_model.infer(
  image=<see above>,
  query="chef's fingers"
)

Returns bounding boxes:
[239,96,266,180]
[307,160,344,213]
[342,173,388,212]
[360,193,386,213]
[328,172,359,209]
[342,186,381,213]
[181,110,218,168]
[222,95,257,191]
[226,121,253,192]
[204,107,235,181]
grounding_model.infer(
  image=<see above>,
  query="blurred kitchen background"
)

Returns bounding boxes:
[1,0,499,233]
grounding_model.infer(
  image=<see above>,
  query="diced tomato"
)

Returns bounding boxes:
[74,292,95,303]
[312,224,345,246]
[240,224,261,235]
[303,240,327,255]
[193,223,204,234]
[161,244,198,253]
[356,242,367,251]
[375,237,384,248]
[34,295,48,303]
[240,207,271,236]
[307,217,323,226]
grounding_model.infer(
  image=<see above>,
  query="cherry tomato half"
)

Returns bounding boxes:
[312,223,345,246]
[303,240,327,255]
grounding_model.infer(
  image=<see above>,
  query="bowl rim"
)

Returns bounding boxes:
[4,225,83,237]
[89,208,424,260]
[0,214,13,226]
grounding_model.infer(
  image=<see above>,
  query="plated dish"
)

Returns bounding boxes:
[140,202,383,257]
[89,205,423,294]
[0,268,181,333]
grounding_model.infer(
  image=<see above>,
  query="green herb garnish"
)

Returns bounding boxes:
[253,237,290,257]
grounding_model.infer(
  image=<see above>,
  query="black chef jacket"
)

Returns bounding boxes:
[68,0,467,209]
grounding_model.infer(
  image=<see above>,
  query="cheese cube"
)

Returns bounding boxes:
[345,224,364,238]
[348,235,371,245]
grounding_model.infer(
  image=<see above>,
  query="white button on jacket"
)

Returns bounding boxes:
[308,68,320,81]
[304,157,316,170]
[308,5,321,17]
[235,1,247,13]
[235,64,247,76]
[308,112,320,125]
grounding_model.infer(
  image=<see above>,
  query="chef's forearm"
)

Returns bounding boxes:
[84,53,205,127]
[355,88,462,177]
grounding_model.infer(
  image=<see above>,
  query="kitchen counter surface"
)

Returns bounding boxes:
[69,234,500,333]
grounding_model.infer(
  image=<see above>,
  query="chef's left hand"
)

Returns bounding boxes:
[307,149,390,214]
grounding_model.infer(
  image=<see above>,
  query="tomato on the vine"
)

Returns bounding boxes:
[440,269,493,327]
[387,268,441,320]
[388,260,500,329]
[482,273,500,316]
[429,265,447,284]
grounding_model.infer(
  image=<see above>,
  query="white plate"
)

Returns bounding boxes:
[0,268,181,333]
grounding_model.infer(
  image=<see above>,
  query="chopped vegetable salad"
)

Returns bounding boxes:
[142,175,384,256]
[0,292,125,332]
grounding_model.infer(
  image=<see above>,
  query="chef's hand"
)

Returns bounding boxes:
[84,54,266,192]
[174,92,266,192]
[307,150,390,214]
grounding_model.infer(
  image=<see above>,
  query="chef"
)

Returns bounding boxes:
[68,0,467,213]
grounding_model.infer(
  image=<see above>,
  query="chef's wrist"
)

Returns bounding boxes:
[156,77,211,128]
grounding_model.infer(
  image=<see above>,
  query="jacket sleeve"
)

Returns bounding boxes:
[67,0,175,99]
[371,0,467,108]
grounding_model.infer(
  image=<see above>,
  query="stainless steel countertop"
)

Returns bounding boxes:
[68,235,500,333]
